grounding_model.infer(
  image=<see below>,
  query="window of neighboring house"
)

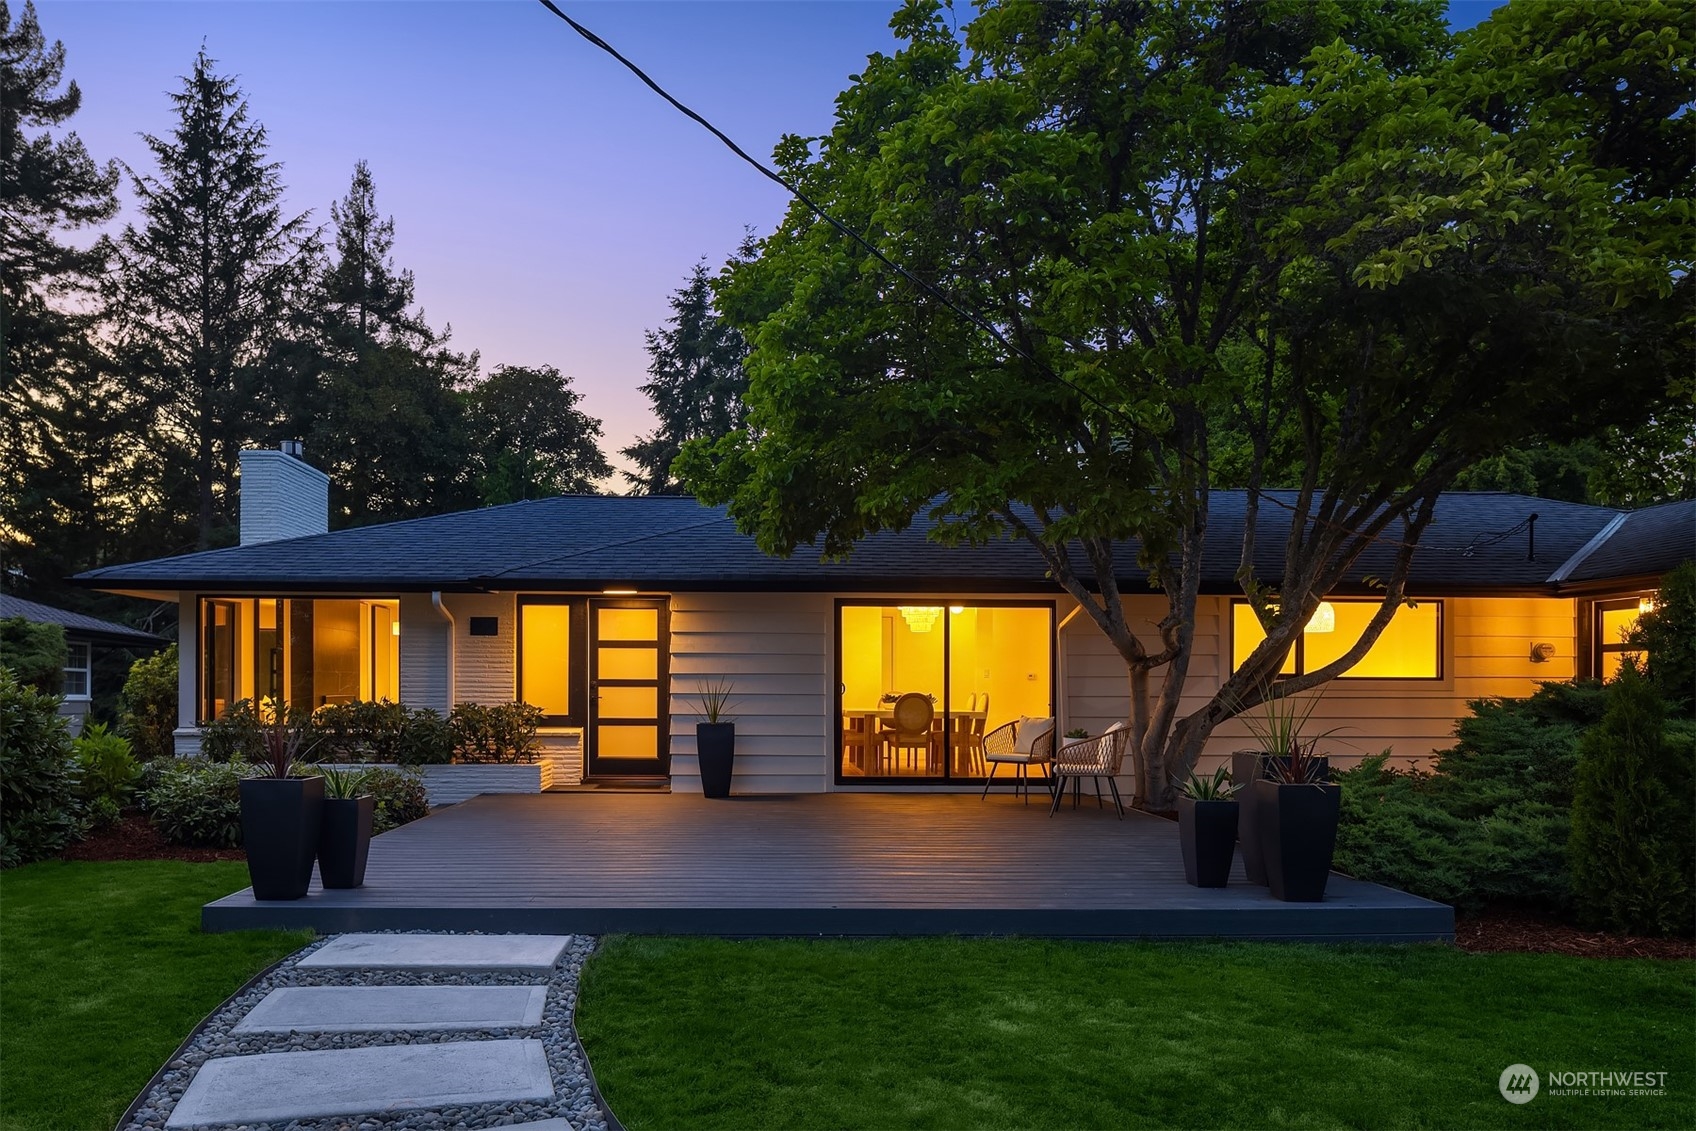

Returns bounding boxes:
[1231,599,1442,680]
[1591,596,1651,681]
[198,597,401,722]
[518,598,586,725]
[62,642,92,701]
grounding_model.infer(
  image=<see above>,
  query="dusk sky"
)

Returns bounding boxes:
[37,0,1500,487]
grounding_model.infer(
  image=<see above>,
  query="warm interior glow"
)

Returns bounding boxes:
[1233,599,1439,679]
[899,606,942,633]
[1638,596,1658,615]
[603,587,638,595]
[1305,601,1335,634]
[199,597,401,721]
[520,603,572,718]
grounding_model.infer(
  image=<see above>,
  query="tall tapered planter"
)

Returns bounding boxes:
[240,776,324,901]
[697,722,735,799]
[1251,779,1342,902]
[1231,752,1270,884]
[1178,796,1239,888]
[318,796,375,889]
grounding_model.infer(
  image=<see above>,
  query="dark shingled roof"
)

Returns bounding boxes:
[1560,499,1696,584]
[73,490,1646,596]
[0,594,164,646]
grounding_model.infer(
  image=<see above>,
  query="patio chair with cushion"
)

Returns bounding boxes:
[979,714,1054,804]
[879,692,936,772]
[1049,722,1132,819]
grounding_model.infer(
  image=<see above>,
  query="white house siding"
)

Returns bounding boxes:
[398,593,453,713]
[1061,594,1580,792]
[667,592,832,794]
[442,592,517,706]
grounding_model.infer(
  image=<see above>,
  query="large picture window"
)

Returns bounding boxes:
[518,597,587,725]
[837,602,1053,781]
[198,597,400,722]
[1231,599,1442,680]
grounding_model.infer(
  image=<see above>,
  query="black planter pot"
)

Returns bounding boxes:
[1231,752,1270,884]
[698,722,735,799]
[1251,778,1342,902]
[318,796,375,889]
[239,776,324,901]
[1178,796,1239,888]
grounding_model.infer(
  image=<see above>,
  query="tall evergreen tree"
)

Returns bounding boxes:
[0,0,129,599]
[111,48,313,549]
[322,159,429,349]
[622,260,748,494]
[468,365,611,503]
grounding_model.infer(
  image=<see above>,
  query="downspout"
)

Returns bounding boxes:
[1056,604,1085,737]
[430,591,455,710]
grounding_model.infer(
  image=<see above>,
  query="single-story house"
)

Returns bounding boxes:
[74,444,1691,793]
[0,593,166,735]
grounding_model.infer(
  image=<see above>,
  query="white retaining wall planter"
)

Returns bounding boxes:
[324,763,553,806]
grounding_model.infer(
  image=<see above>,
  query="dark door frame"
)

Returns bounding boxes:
[587,597,671,780]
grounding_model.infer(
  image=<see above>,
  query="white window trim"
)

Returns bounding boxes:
[63,641,93,701]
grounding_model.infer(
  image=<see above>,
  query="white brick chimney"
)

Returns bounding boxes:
[238,442,330,545]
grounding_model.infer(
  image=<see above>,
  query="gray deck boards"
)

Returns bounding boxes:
[203,792,1452,941]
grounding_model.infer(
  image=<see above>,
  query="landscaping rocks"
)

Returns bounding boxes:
[123,932,609,1131]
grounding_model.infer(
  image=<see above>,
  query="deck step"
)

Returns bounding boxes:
[164,1039,553,1127]
[296,932,570,972]
[233,985,548,1033]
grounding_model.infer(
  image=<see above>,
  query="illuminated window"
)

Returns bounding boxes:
[838,602,1053,780]
[198,597,401,722]
[1591,597,1649,681]
[519,598,585,725]
[1231,599,1441,680]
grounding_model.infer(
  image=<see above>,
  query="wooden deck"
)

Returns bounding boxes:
[204,792,1453,942]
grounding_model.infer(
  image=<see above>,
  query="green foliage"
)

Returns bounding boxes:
[0,667,83,867]
[1570,663,1695,937]
[0,616,68,694]
[1631,561,1696,716]
[197,698,267,763]
[142,759,249,848]
[118,643,177,760]
[314,763,370,799]
[310,699,452,765]
[691,676,737,724]
[467,364,612,504]
[622,259,749,494]
[448,701,543,764]
[363,767,429,834]
[72,722,140,806]
[1177,766,1237,802]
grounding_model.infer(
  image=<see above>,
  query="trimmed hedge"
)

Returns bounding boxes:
[449,702,543,764]
[0,668,83,867]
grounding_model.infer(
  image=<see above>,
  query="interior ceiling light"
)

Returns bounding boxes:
[899,606,942,633]
[1304,601,1336,634]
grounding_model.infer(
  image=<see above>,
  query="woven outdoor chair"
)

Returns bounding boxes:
[979,715,1054,804]
[1049,724,1132,818]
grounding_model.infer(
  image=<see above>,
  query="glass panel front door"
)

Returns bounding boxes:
[589,598,670,778]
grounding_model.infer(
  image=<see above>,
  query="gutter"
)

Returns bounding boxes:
[429,591,456,707]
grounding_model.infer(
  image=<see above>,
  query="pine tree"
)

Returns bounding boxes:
[622,260,748,494]
[111,48,313,548]
[468,365,611,503]
[0,0,130,598]
[322,160,428,349]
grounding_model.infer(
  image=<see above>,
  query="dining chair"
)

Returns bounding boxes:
[841,712,877,774]
[879,692,935,773]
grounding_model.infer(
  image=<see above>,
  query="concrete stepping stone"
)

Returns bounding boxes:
[234,985,548,1033]
[164,1038,553,1127]
[297,932,570,972]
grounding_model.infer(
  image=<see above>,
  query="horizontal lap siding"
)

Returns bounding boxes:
[443,592,516,706]
[668,593,831,794]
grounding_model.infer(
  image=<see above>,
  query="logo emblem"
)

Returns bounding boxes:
[1499,1064,1540,1104]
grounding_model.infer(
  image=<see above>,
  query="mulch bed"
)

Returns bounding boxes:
[1455,906,1695,960]
[62,814,245,864]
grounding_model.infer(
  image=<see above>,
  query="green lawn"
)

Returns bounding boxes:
[0,860,308,1131]
[579,937,1696,1130]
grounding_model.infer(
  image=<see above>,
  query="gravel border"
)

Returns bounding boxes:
[123,932,610,1131]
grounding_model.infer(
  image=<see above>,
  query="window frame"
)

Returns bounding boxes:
[1585,595,1650,681]
[517,596,589,727]
[62,641,92,701]
[1228,598,1445,682]
[196,595,402,723]
[832,597,1058,786]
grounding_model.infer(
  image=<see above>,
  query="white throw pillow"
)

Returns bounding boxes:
[1014,716,1054,755]
[1103,720,1126,734]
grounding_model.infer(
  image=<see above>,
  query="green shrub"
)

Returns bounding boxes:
[364,767,430,833]
[119,644,178,761]
[1630,561,1695,716]
[1569,662,1695,936]
[73,723,141,807]
[449,702,543,764]
[144,760,250,848]
[0,617,68,694]
[0,667,84,866]
[398,708,453,766]
[199,699,266,763]
[311,700,451,765]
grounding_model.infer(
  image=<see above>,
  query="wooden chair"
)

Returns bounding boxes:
[1049,724,1132,819]
[879,693,935,773]
[950,694,990,776]
[841,713,877,774]
[979,715,1054,804]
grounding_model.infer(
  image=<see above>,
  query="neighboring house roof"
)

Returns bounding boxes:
[72,490,1675,597]
[0,594,165,647]
[1555,499,1695,586]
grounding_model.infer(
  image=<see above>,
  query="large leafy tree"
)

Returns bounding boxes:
[469,364,611,503]
[622,259,749,494]
[681,0,1689,808]
[0,0,132,598]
